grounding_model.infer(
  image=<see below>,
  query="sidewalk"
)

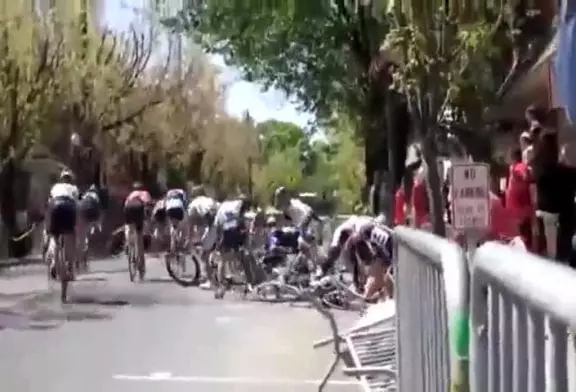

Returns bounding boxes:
[0,255,42,269]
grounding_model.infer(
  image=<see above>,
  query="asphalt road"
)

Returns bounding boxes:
[0,256,360,392]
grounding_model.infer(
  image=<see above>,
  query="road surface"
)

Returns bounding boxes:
[0,256,360,392]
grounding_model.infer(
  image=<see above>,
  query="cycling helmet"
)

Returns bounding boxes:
[191,184,206,197]
[374,214,387,226]
[238,193,252,212]
[59,170,74,183]
[265,215,277,227]
[273,186,289,207]
[132,181,144,191]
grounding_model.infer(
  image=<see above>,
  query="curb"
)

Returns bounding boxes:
[0,257,43,269]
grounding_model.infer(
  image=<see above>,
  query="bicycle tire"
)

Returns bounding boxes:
[165,251,200,287]
[253,281,302,302]
[320,289,350,311]
[128,240,137,282]
[58,236,70,303]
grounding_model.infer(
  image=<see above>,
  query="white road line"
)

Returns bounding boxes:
[113,374,359,386]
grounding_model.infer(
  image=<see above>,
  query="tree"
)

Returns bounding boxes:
[253,146,304,203]
[173,1,410,212]
[383,0,550,234]
[0,10,66,250]
[256,120,306,160]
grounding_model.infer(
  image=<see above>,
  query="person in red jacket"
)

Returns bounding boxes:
[394,186,406,225]
[505,147,533,248]
[411,167,429,228]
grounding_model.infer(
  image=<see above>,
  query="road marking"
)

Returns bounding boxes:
[113,374,358,386]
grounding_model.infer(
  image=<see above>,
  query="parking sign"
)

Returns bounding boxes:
[450,163,490,230]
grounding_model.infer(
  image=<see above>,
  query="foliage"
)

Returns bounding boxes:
[324,115,364,213]
[252,116,364,213]
[180,1,389,119]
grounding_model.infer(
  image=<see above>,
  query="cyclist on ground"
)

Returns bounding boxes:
[320,214,374,282]
[345,215,394,301]
[123,182,152,265]
[273,186,322,269]
[202,194,252,298]
[45,170,79,279]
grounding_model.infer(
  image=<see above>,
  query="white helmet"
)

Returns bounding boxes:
[373,214,387,226]
[59,170,74,182]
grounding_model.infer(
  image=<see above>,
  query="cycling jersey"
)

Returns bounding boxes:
[266,226,300,251]
[214,200,243,229]
[166,189,187,205]
[50,183,79,201]
[125,190,151,206]
[330,215,373,247]
[283,199,312,226]
[188,196,218,217]
[358,223,393,259]
[82,189,99,203]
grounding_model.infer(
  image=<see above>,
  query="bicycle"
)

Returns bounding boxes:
[211,234,261,299]
[126,224,146,282]
[296,281,395,392]
[251,246,314,302]
[45,233,74,303]
[165,219,200,286]
[77,220,99,273]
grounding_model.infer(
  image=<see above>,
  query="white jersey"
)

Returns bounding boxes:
[284,198,313,226]
[188,196,218,217]
[330,215,373,247]
[214,200,243,229]
[166,197,184,210]
[50,183,79,201]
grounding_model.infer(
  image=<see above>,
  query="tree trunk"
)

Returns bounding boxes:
[0,159,32,257]
[421,129,446,236]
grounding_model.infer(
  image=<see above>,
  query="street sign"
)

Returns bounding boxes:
[450,162,490,230]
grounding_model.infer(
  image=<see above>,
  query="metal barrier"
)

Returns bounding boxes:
[470,242,576,392]
[394,226,469,392]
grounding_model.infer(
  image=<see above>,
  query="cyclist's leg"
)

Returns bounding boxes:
[199,221,217,288]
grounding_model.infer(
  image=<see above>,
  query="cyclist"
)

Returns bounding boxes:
[77,184,104,269]
[188,193,218,239]
[151,197,167,242]
[188,193,219,289]
[45,170,79,279]
[203,194,252,299]
[273,186,322,269]
[320,215,374,283]
[346,215,394,301]
[165,188,189,248]
[123,182,152,266]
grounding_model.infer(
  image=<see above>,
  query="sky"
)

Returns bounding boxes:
[103,0,314,128]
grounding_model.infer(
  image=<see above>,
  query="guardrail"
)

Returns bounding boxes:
[470,242,576,392]
[394,226,469,392]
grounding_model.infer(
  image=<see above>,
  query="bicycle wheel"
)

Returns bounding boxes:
[128,236,137,282]
[165,251,200,287]
[253,281,301,302]
[320,288,350,310]
[57,236,70,303]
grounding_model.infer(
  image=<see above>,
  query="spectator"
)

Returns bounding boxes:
[489,165,519,241]
[393,184,406,225]
[505,147,533,249]
[531,130,576,259]
[411,165,429,228]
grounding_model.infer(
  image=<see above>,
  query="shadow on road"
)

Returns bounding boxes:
[0,305,112,331]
